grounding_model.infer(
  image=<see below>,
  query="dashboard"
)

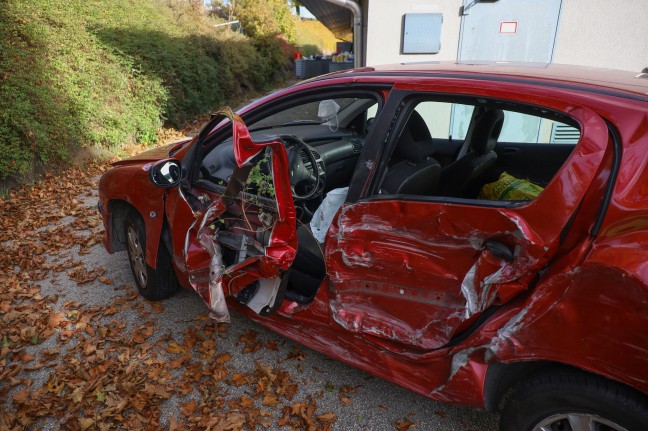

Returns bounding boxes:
[199,124,365,195]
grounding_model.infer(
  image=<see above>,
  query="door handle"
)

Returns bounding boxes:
[500,147,522,156]
[484,240,513,262]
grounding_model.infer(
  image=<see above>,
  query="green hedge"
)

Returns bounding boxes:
[0,0,289,180]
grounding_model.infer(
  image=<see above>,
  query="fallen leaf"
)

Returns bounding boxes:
[394,417,416,431]
[21,352,35,363]
[167,341,185,354]
[181,399,197,416]
[287,346,305,361]
[262,394,279,407]
[216,353,232,364]
[70,387,84,403]
[318,412,337,422]
[78,418,94,431]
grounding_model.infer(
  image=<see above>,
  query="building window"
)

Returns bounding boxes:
[401,13,443,54]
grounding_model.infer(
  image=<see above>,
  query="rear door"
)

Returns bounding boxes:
[325,82,610,351]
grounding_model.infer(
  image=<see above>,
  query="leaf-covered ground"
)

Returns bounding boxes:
[0,151,498,431]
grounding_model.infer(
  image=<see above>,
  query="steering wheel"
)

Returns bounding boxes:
[281,135,321,200]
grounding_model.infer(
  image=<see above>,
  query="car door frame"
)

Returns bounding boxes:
[162,107,298,321]
[163,85,391,320]
[325,79,612,351]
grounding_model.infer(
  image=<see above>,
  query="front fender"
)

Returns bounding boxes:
[99,163,166,268]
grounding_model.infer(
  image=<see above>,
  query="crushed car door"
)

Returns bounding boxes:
[326,86,610,350]
[166,108,297,322]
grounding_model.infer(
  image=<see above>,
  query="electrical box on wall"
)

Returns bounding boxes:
[401,13,443,54]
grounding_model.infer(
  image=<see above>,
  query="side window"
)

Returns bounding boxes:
[378,98,580,203]
[414,101,474,140]
[452,106,581,144]
[499,111,581,144]
[366,103,378,121]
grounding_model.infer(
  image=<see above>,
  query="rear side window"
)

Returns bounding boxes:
[451,106,580,145]
[499,111,580,144]
[377,97,580,202]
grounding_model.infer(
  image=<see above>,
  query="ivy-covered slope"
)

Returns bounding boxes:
[0,0,290,180]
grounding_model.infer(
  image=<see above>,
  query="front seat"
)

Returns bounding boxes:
[382,110,441,195]
[286,225,326,303]
[435,108,504,198]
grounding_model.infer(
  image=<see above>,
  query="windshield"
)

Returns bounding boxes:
[249,97,359,130]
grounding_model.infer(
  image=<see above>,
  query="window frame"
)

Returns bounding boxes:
[364,92,582,207]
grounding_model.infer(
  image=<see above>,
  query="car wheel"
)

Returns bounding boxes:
[124,210,179,300]
[500,370,648,431]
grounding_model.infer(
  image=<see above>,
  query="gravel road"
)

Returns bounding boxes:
[1,85,500,429]
[0,168,499,431]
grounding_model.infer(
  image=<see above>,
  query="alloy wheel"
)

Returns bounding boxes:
[533,413,629,431]
[127,225,147,288]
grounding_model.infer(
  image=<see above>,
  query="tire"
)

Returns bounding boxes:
[500,370,648,431]
[124,210,179,300]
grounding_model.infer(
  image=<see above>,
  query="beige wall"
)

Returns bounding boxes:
[364,0,648,72]
[553,0,648,71]
[365,0,462,66]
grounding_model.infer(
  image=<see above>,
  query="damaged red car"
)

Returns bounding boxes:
[98,63,648,430]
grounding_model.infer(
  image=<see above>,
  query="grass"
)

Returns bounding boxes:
[0,0,291,181]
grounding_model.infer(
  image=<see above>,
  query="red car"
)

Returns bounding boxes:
[99,63,648,430]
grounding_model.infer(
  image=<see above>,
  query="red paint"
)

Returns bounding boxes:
[99,63,648,411]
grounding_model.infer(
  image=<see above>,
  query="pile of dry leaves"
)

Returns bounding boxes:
[0,159,422,431]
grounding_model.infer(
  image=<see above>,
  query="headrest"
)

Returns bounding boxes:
[395,110,434,161]
[468,109,504,155]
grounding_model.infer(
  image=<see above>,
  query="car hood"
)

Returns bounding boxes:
[110,139,192,167]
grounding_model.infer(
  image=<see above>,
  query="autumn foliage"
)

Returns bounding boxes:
[0,0,291,182]
[0,160,346,429]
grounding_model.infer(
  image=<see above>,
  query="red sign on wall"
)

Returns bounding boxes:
[499,21,518,34]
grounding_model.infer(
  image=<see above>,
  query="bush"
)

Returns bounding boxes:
[233,0,297,43]
[0,0,290,180]
[295,19,342,56]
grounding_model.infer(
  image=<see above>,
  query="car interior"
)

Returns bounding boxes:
[379,98,580,202]
[194,92,580,305]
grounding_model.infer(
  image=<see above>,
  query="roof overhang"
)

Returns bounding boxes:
[299,0,353,41]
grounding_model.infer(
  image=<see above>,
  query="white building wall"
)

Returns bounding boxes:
[552,0,648,71]
[365,0,462,66]
[363,0,648,72]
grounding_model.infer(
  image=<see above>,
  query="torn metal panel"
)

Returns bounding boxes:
[179,108,297,321]
[326,198,551,350]
[185,198,229,321]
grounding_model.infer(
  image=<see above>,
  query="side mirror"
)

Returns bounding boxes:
[149,159,182,187]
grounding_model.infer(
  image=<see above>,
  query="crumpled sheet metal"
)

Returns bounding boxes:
[182,108,297,322]
[326,102,609,350]
[327,199,549,350]
[184,199,229,321]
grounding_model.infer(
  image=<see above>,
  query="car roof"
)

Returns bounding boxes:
[315,61,648,101]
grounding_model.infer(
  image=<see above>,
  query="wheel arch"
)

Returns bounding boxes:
[484,360,648,413]
[107,199,137,253]
[107,199,167,269]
